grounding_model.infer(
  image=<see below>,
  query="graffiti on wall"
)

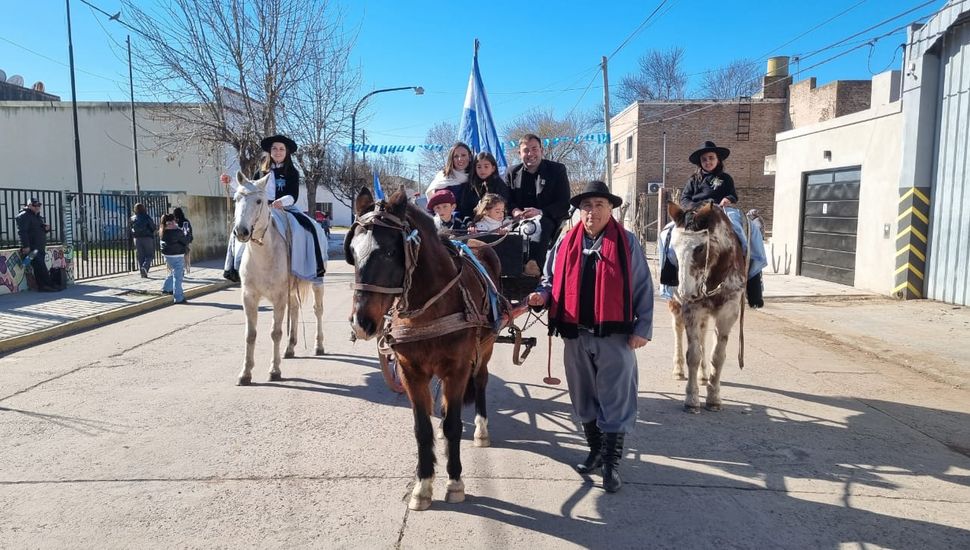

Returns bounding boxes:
[0,247,73,295]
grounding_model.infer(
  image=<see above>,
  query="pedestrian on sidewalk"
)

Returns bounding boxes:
[526,181,654,493]
[15,197,58,292]
[172,207,193,274]
[130,203,156,278]
[159,213,189,304]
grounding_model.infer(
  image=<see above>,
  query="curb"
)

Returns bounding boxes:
[0,280,235,355]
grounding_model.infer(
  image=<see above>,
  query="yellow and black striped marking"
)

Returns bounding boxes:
[894,186,931,299]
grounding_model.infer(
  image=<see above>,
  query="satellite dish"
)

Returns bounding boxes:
[32,81,45,93]
[8,75,24,87]
[0,69,6,82]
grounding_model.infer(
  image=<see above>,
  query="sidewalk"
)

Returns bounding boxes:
[0,259,233,355]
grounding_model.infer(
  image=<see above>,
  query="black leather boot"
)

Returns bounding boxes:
[746,272,764,308]
[575,421,603,474]
[602,432,625,493]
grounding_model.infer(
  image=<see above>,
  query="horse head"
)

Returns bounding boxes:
[232,171,272,243]
[667,202,743,303]
[346,186,413,340]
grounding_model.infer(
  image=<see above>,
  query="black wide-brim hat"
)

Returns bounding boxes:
[260,134,298,154]
[570,180,622,209]
[688,140,730,166]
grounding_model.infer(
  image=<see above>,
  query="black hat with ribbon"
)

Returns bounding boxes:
[569,180,622,209]
[688,140,730,166]
[260,134,298,154]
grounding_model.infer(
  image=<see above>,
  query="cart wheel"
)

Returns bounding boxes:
[380,352,406,393]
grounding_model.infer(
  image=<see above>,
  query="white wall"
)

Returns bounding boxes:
[773,101,903,295]
[0,101,228,196]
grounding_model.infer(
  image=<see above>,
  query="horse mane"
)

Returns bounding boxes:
[680,203,724,232]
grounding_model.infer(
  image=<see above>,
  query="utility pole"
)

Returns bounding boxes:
[127,35,141,194]
[602,55,612,187]
[658,131,667,240]
[66,0,87,257]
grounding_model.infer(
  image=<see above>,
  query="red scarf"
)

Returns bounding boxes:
[549,217,633,339]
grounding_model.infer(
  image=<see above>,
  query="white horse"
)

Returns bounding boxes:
[231,172,325,385]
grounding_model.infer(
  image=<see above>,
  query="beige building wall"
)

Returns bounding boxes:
[773,73,903,295]
[0,101,229,196]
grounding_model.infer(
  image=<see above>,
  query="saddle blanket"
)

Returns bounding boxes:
[658,206,767,299]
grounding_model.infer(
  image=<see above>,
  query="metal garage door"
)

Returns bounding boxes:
[800,168,861,286]
[926,21,970,306]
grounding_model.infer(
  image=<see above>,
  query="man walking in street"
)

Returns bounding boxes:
[130,203,156,278]
[527,181,653,493]
[16,197,58,292]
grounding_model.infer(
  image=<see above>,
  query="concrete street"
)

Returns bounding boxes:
[1,262,969,548]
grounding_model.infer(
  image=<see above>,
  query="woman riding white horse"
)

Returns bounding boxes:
[222,135,328,283]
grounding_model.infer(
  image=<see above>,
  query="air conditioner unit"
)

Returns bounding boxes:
[647,182,663,194]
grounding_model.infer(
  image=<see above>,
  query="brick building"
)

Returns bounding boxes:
[610,58,876,239]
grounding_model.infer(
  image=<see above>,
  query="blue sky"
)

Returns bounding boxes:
[1,0,943,170]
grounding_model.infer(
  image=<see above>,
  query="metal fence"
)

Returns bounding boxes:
[0,188,65,248]
[68,193,170,280]
[2,188,171,281]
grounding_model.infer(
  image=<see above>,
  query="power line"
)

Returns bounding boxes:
[608,0,674,60]
[0,35,123,84]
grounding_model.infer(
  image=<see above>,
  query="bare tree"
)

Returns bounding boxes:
[122,0,354,176]
[699,58,762,99]
[420,121,458,173]
[287,29,359,211]
[503,108,604,186]
[615,47,688,106]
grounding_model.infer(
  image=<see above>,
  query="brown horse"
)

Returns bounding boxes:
[345,187,502,511]
[666,202,746,413]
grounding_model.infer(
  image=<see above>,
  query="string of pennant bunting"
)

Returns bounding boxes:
[347,132,610,155]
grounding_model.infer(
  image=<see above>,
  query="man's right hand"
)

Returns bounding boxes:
[527,292,546,307]
[220,173,231,186]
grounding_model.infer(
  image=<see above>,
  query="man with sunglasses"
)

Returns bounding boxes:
[16,197,58,292]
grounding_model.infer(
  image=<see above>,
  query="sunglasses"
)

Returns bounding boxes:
[30,202,42,207]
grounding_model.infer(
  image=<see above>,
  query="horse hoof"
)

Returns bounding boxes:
[473,436,491,448]
[684,404,701,414]
[269,372,282,382]
[673,373,687,381]
[445,480,465,503]
[705,403,722,412]
[283,350,295,359]
[237,376,251,386]
[315,347,325,356]
[408,496,431,511]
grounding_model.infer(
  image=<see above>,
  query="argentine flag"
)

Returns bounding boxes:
[457,40,508,176]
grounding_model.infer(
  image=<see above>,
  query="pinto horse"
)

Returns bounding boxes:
[345,187,502,511]
[231,172,325,385]
[666,202,746,413]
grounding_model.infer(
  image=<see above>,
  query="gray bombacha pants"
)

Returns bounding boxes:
[562,331,639,433]
[134,236,154,271]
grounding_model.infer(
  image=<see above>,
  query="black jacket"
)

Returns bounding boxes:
[160,227,190,255]
[680,171,738,209]
[16,207,48,250]
[256,164,301,204]
[505,159,571,227]
[130,212,157,238]
[457,175,511,222]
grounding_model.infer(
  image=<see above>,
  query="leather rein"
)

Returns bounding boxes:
[350,206,496,351]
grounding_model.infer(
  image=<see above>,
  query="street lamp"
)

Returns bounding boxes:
[350,86,423,190]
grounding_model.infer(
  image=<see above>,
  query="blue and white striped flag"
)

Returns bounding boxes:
[457,40,507,176]
[373,171,385,200]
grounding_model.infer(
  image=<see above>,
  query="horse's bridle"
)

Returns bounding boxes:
[235,190,271,247]
[350,205,460,319]
[675,228,727,304]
